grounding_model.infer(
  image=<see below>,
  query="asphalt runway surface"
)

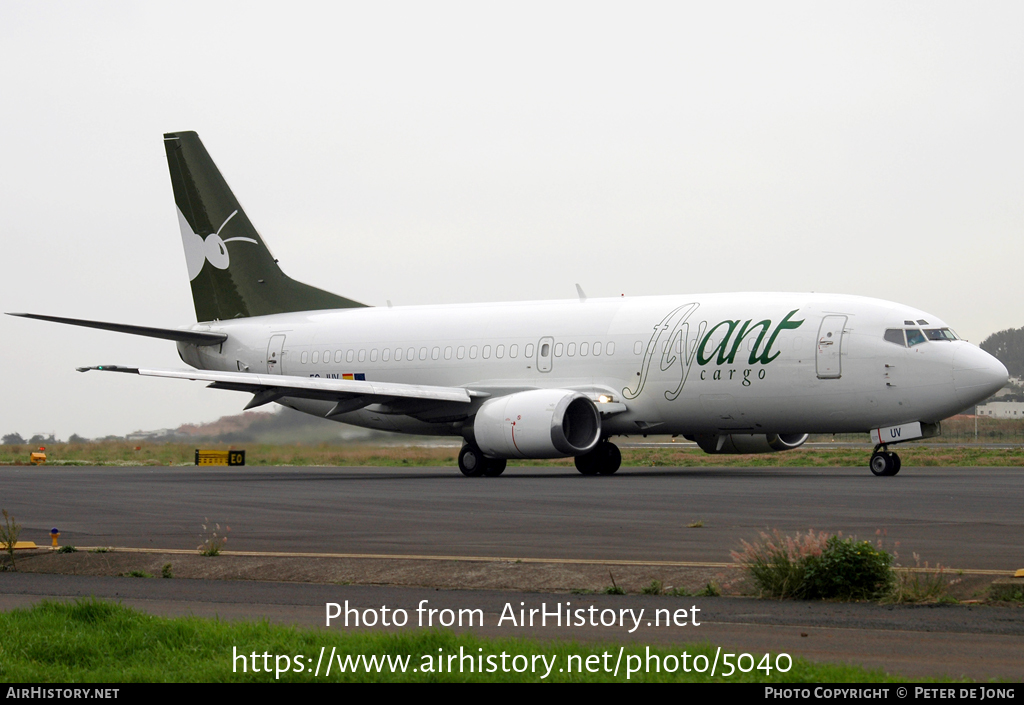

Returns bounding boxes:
[0,465,1021,570]
[2,464,1023,681]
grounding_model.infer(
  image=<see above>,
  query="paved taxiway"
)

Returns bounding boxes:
[2,465,1022,681]
[0,465,1021,569]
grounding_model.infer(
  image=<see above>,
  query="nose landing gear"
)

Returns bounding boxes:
[869,445,901,476]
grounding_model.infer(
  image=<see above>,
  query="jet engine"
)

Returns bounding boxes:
[691,433,809,454]
[473,389,602,459]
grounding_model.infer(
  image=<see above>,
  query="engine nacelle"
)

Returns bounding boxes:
[473,389,602,459]
[692,433,809,454]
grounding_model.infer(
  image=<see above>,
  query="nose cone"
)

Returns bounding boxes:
[952,345,1008,408]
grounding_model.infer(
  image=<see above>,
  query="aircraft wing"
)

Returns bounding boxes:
[76,365,480,417]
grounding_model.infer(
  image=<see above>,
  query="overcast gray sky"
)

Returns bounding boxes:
[2,2,1022,440]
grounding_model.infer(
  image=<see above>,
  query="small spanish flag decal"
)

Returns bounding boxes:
[342,373,366,381]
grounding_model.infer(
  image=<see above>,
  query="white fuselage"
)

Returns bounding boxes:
[176,292,1006,439]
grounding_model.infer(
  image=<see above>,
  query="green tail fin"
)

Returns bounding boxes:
[163,131,366,321]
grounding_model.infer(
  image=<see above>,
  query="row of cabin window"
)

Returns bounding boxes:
[298,341,618,365]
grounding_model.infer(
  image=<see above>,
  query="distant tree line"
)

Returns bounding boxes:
[1,433,89,445]
[980,327,1024,380]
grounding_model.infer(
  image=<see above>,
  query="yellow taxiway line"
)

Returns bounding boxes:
[61,546,1017,576]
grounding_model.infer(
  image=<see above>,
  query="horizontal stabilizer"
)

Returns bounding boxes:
[8,313,227,346]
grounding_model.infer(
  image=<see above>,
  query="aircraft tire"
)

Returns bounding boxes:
[869,451,896,476]
[890,453,901,476]
[595,442,622,475]
[483,458,507,477]
[458,444,487,477]
[575,453,599,475]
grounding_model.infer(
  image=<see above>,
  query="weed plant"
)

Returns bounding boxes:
[733,530,893,600]
[640,580,663,595]
[886,554,956,604]
[198,520,230,556]
[1,509,22,570]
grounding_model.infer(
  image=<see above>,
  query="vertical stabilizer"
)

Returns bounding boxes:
[164,131,366,321]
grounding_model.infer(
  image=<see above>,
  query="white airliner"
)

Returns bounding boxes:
[10,131,1008,477]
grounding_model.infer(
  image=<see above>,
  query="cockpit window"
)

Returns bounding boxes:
[924,328,958,341]
[884,329,906,346]
[905,329,927,347]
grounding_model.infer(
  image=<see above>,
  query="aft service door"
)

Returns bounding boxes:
[815,316,846,379]
[267,334,286,374]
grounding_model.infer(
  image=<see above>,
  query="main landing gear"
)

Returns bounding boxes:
[575,441,622,476]
[458,443,506,477]
[869,445,901,476]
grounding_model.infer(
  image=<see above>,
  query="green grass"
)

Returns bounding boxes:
[0,599,907,683]
[3,440,1024,468]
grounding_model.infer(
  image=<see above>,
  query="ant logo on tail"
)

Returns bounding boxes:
[177,208,258,280]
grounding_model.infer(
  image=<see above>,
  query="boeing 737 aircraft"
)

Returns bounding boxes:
[10,132,1009,477]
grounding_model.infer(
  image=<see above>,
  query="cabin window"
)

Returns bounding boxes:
[370,349,378,362]
[482,345,491,359]
[580,342,589,356]
[470,345,478,359]
[335,350,343,363]
[496,344,504,359]
[382,348,390,362]
[358,349,366,362]
[592,341,602,356]
[312,351,320,364]
[554,342,564,357]
[444,346,452,360]
[394,347,403,361]
[509,344,518,358]
[607,342,615,355]
[633,341,643,355]
[924,328,958,341]
[407,347,415,361]
[321,350,328,363]
[526,343,535,358]
[884,329,906,346]
[431,347,440,360]
[567,342,576,357]
[419,347,428,360]
[457,346,465,359]
[539,343,548,357]
[301,351,308,364]
[905,329,927,347]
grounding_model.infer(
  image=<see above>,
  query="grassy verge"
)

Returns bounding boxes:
[3,441,1024,468]
[0,599,902,683]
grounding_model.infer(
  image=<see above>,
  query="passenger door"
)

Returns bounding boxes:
[816,316,847,379]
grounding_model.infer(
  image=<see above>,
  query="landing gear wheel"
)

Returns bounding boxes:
[482,458,507,477]
[458,444,486,477]
[595,442,622,475]
[869,451,898,476]
[575,453,599,475]
[576,442,621,475]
